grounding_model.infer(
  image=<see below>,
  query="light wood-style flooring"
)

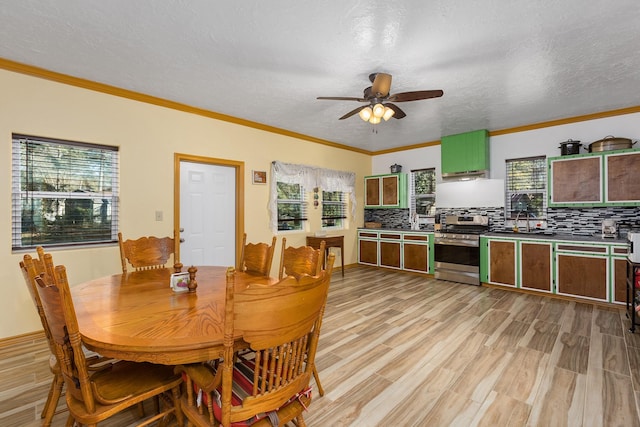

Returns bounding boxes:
[2,265,640,426]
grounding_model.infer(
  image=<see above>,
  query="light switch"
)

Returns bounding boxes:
[155,210,163,221]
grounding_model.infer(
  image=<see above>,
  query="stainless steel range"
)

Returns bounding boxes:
[434,215,488,285]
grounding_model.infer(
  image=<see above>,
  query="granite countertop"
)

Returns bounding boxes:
[483,231,628,244]
[359,227,628,244]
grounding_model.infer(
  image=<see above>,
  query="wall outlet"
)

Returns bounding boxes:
[155,210,163,221]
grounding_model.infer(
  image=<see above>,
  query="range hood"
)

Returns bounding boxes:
[441,129,489,180]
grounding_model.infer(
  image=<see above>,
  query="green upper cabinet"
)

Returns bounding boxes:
[441,129,489,177]
[364,173,408,208]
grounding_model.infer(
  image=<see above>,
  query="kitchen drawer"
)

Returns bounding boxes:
[403,233,429,242]
[379,232,402,240]
[555,243,609,254]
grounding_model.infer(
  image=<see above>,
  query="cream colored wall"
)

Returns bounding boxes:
[0,69,371,339]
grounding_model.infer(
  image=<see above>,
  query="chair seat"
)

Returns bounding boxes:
[182,357,312,427]
[67,361,182,424]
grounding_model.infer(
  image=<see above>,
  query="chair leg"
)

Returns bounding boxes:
[313,367,324,397]
[42,372,64,426]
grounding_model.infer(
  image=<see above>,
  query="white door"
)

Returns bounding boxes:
[179,160,236,266]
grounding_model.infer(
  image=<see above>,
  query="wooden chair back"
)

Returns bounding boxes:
[278,237,325,279]
[118,232,176,273]
[238,233,277,276]
[220,253,335,426]
[29,253,183,425]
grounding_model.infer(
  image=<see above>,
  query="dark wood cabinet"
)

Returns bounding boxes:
[403,234,429,273]
[379,232,402,269]
[488,240,516,287]
[549,156,602,205]
[520,242,552,292]
[556,251,607,301]
[364,174,407,208]
[613,257,628,304]
[358,232,378,266]
[606,151,640,203]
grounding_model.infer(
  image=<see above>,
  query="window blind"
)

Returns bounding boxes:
[12,134,119,249]
[505,156,547,219]
[322,191,346,228]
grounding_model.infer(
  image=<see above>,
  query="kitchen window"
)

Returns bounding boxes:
[410,168,436,217]
[505,156,546,219]
[321,191,346,229]
[276,182,307,231]
[11,134,119,250]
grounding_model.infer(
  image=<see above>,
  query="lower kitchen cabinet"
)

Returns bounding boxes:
[379,232,402,269]
[403,233,430,273]
[487,239,517,287]
[357,230,432,274]
[483,235,627,304]
[520,241,553,293]
[358,231,378,266]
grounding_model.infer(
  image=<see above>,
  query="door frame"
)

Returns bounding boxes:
[173,153,245,266]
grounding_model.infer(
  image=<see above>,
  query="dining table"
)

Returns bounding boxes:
[71,266,277,365]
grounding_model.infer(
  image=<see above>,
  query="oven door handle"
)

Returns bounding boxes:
[434,239,478,247]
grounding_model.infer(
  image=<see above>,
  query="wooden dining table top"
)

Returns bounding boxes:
[71,266,277,365]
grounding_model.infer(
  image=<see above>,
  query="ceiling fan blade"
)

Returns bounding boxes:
[317,96,368,102]
[371,73,392,97]
[388,89,444,102]
[339,105,367,120]
[385,103,406,119]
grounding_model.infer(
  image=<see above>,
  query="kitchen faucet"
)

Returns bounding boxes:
[515,210,531,232]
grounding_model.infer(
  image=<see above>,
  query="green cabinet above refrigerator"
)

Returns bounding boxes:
[441,129,489,178]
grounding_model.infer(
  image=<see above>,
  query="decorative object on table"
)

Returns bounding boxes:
[187,266,198,292]
[174,262,183,273]
[364,222,381,228]
[252,170,267,184]
[170,272,190,293]
[313,187,319,208]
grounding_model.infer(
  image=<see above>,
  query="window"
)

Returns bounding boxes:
[12,134,119,250]
[410,168,436,216]
[505,156,546,219]
[276,182,307,231]
[322,191,346,228]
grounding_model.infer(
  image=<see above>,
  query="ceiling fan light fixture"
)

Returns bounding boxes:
[359,106,373,121]
[372,103,385,118]
[382,106,395,121]
[369,116,381,125]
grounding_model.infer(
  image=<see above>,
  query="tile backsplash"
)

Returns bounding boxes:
[365,206,640,236]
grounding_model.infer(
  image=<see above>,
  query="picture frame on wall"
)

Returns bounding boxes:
[252,170,267,184]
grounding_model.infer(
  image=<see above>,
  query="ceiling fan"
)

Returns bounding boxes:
[317,73,443,124]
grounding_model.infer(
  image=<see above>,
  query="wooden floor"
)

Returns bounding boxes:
[3,265,640,426]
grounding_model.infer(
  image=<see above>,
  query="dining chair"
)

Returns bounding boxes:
[29,252,184,427]
[118,231,176,273]
[278,237,325,280]
[176,253,336,427]
[238,233,277,277]
[20,248,116,427]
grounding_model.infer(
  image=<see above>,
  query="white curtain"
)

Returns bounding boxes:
[268,161,357,233]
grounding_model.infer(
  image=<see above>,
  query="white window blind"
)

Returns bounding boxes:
[276,182,307,231]
[505,156,547,219]
[11,134,119,250]
[322,191,346,229]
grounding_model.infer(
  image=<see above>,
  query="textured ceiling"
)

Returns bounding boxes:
[2,1,640,153]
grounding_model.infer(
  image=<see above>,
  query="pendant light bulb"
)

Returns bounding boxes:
[372,103,385,118]
[359,106,373,122]
[369,116,381,125]
[382,106,395,121]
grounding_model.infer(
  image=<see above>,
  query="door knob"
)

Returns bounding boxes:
[180,238,185,243]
